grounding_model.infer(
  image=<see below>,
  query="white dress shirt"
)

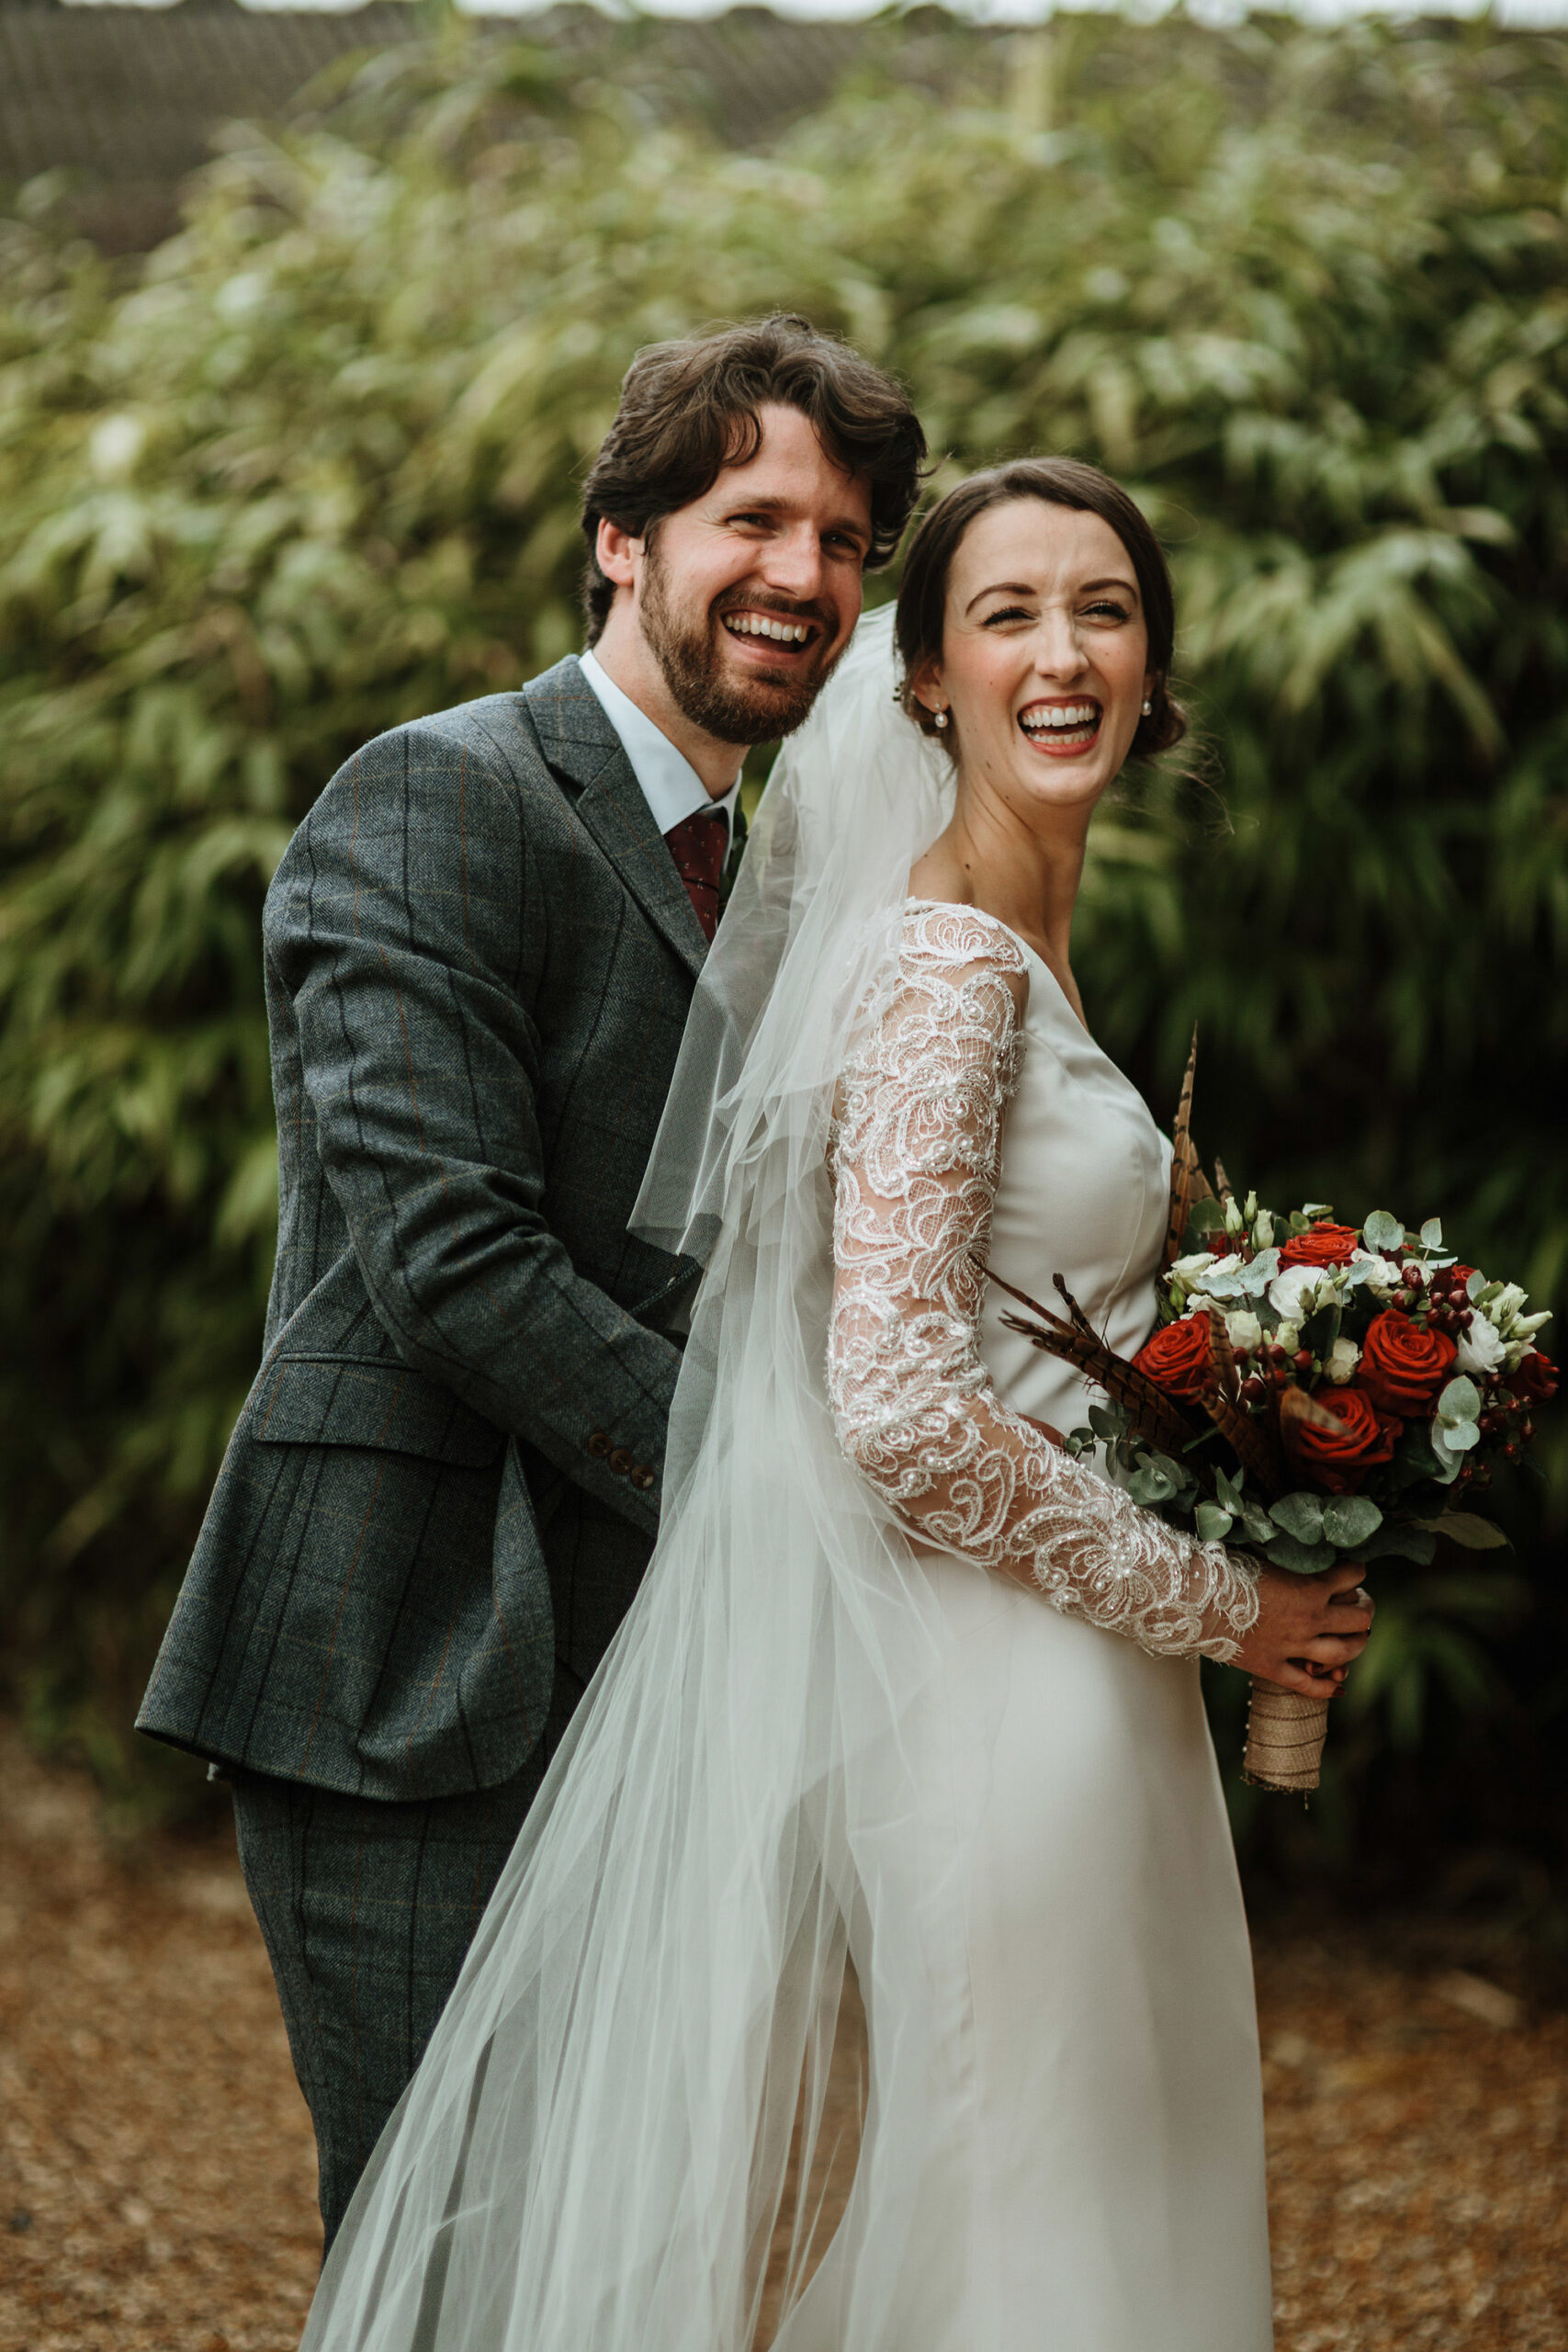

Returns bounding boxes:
[578,650,740,846]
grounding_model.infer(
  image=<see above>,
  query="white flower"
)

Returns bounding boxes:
[1348,1249,1402,1299]
[1251,1210,1275,1250]
[1269,1264,1325,1323]
[1276,1320,1301,1354]
[1168,1250,1229,1283]
[1491,1283,1527,1329]
[1514,1309,1552,1338]
[1324,1337,1361,1385]
[1455,1313,1505,1376]
[1225,1310,1262,1354]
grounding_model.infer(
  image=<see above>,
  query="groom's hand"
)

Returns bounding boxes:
[1230,1558,1374,1696]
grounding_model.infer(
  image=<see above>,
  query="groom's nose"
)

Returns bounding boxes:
[756,522,830,603]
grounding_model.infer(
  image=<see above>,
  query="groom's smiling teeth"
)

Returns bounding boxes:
[722,612,814,647]
[1019,698,1102,753]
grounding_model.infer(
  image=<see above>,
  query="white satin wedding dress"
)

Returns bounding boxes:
[796,899,1273,2347]
[299,616,1274,2352]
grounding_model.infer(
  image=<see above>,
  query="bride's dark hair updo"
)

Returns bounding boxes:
[895,458,1187,761]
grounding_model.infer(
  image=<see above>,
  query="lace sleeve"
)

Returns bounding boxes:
[827,904,1259,1663]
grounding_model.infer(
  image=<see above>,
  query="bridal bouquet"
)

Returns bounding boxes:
[994,1046,1554,1793]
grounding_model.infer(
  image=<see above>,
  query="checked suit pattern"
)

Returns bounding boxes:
[139,657,710,1804]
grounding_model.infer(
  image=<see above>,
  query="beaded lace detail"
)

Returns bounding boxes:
[827,903,1258,1663]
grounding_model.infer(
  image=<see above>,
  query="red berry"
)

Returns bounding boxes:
[1294,1349,1314,1373]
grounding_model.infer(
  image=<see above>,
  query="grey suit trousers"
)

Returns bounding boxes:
[231,1665,574,2249]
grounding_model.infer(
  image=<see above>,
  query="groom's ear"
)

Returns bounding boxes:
[596,516,643,594]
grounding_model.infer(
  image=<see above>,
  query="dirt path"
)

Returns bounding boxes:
[2,1727,1563,2351]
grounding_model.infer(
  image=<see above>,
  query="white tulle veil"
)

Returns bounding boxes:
[300,606,964,2352]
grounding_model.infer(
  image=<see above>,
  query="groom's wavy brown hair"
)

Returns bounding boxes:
[579,316,927,643]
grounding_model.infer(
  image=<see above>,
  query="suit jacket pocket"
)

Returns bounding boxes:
[250,1354,507,1466]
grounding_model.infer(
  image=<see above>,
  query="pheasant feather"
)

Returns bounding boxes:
[988,1269,1199,1458]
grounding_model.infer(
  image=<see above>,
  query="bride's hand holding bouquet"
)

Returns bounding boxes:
[997,1045,1554,1792]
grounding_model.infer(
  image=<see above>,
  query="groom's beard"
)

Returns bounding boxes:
[639,549,847,746]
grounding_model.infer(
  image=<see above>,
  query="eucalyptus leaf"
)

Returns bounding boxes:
[1394,1427,1447,1481]
[1240,1501,1279,1547]
[1437,1375,1481,1424]
[1265,1532,1338,1575]
[1269,1490,1326,1544]
[1088,1403,1130,1442]
[1362,1210,1404,1252]
[1215,1466,1246,1512]
[1186,1198,1225,1236]
[1321,1494,1383,1547]
[1195,1502,1235,1543]
[1419,1218,1443,1250]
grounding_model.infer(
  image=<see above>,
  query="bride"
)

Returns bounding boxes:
[299,458,1372,2352]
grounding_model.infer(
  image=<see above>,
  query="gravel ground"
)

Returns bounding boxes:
[2,1725,1563,2352]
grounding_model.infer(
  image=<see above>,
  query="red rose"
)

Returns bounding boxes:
[1278,1222,1362,1271]
[1512,1351,1558,1404]
[1358,1308,1458,1416]
[1133,1314,1213,1402]
[1280,1383,1400,1494]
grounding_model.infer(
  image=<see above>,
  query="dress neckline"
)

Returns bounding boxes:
[903,897,1091,1042]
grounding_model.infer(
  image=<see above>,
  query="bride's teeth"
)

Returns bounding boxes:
[1021,703,1100,733]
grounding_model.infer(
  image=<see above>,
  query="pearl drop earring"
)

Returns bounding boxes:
[1141,697,1153,717]
[933,707,949,731]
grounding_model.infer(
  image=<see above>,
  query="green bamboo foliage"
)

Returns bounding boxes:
[2,17,1563,1850]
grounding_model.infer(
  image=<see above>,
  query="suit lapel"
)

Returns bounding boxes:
[524,659,709,979]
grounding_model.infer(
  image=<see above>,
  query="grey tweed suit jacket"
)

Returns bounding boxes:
[138,657,707,1802]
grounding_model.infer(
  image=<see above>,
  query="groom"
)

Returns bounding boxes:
[137,314,926,2245]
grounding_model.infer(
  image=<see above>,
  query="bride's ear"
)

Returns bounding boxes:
[908,656,946,733]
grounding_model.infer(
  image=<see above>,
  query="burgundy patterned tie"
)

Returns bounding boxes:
[662,808,728,944]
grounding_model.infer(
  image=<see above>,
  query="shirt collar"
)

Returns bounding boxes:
[578,649,740,841]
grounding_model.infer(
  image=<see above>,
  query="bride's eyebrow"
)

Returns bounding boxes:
[964,580,1037,615]
[963,573,1140,616]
